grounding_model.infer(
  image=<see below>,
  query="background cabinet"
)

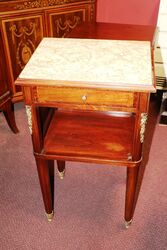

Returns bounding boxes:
[0,30,19,133]
[0,0,96,102]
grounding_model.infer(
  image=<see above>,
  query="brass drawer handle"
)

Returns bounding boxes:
[82,95,87,101]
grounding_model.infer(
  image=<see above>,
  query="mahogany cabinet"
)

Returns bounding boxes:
[0,30,18,133]
[0,0,96,102]
[15,28,156,226]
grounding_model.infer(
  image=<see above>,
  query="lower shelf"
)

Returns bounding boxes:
[43,110,135,163]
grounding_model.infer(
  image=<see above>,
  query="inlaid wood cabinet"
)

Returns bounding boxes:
[0,29,19,133]
[0,0,96,102]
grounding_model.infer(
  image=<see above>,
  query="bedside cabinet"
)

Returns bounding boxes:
[15,33,156,227]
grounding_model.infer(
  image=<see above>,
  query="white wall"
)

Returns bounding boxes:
[154,0,167,89]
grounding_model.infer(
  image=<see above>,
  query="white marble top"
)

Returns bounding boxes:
[18,38,155,91]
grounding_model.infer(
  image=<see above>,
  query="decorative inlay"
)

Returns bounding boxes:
[140,113,148,143]
[55,16,80,37]
[10,23,36,68]
[25,105,32,134]
[16,40,35,68]
[14,0,82,10]
[48,0,80,6]
[10,23,37,42]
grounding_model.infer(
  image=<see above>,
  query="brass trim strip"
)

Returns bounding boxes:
[140,113,148,143]
[25,105,32,134]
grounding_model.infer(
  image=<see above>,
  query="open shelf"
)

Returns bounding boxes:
[43,110,135,162]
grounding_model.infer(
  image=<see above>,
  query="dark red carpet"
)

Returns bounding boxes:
[0,99,167,250]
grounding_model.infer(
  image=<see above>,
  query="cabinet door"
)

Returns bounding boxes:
[1,14,45,101]
[46,4,95,37]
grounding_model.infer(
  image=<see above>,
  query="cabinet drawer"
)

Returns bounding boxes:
[35,86,137,110]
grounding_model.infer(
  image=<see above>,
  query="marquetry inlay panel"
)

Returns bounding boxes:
[2,15,44,82]
[48,9,85,37]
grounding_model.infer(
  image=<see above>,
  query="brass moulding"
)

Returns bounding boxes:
[127,153,132,161]
[124,219,133,229]
[57,169,65,180]
[46,211,54,222]
[140,113,148,143]
[25,105,32,134]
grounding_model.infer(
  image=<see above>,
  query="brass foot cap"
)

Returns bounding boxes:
[58,169,65,180]
[125,219,133,229]
[46,211,54,222]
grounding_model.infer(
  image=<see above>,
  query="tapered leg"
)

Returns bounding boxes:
[3,100,19,133]
[48,160,55,207]
[57,160,66,179]
[35,157,54,221]
[125,165,140,228]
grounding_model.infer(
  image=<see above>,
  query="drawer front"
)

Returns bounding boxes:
[35,86,137,111]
